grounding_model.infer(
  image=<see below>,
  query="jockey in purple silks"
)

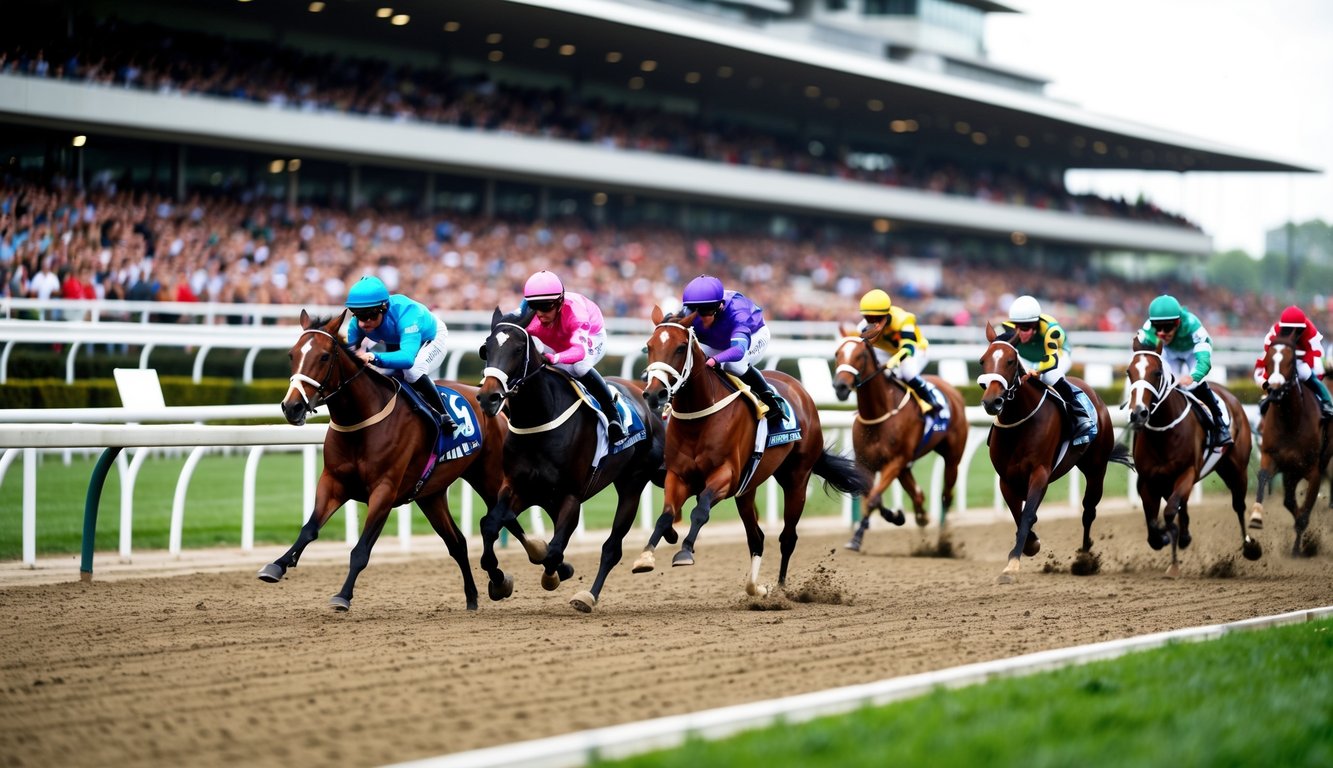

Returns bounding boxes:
[680,274,784,429]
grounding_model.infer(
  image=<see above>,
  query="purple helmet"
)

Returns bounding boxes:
[681,275,724,307]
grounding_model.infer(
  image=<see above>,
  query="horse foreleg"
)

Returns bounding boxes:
[478,487,517,601]
[573,485,645,613]
[735,491,768,597]
[417,493,479,611]
[1250,463,1274,529]
[1162,472,1196,578]
[1290,467,1321,557]
[632,510,675,573]
[330,493,393,611]
[677,478,727,568]
[873,460,909,526]
[540,496,581,591]
[258,475,346,584]
[998,470,1049,585]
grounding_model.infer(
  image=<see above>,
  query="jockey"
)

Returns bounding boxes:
[520,270,626,442]
[345,275,456,432]
[1137,294,1231,448]
[857,288,935,415]
[680,274,784,430]
[1001,295,1096,446]
[1253,305,1333,420]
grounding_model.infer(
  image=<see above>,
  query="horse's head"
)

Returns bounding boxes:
[1125,344,1172,427]
[976,321,1023,416]
[282,309,353,425]
[1261,332,1301,404]
[832,326,879,402]
[642,304,700,414]
[478,306,542,416]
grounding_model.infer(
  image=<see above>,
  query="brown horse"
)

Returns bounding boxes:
[978,322,1128,584]
[267,310,543,611]
[831,328,968,552]
[636,307,870,597]
[1250,332,1331,554]
[476,308,666,613]
[1125,340,1260,575]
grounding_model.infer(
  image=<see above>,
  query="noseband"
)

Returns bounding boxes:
[1126,350,1189,430]
[481,321,546,402]
[644,321,698,404]
[834,336,889,389]
[288,329,365,415]
[976,340,1049,427]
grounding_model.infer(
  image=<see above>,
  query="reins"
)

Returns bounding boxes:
[835,336,911,425]
[289,328,381,430]
[977,340,1050,428]
[645,321,745,420]
[1126,350,1191,432]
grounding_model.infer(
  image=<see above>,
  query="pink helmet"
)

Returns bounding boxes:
[523,271,564,302]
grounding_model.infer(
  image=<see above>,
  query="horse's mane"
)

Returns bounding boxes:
[305,313,360,364]
[499,307,536,328]
[663,309,696,325]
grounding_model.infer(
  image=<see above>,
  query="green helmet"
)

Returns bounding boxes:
[1148,295,1182,322]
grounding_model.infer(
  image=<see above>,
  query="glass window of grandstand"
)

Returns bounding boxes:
[865,0,916,15]
[355,166,424,211]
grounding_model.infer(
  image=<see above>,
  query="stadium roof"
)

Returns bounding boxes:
[165,0,1314,174]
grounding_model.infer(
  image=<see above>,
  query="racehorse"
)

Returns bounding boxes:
[1126,339,1260,575]
[636,306,869,597]
[978,322,1128,584]
[267,310,544,611]
[1250,331,1330,555]
[832,327,968,552]
[476,307,666,614]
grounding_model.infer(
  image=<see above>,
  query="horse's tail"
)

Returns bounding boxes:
[1109,441,1135,469]
[813,447,872,496]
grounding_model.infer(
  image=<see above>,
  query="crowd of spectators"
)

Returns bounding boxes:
[0,14,1198,231]
[0,175,1300,338]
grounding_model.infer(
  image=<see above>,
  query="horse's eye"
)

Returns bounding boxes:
[478,344,488,361]
[320,353,330,361]
[641,345,648,354]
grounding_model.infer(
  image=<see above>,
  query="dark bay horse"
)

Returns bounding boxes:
[476,308,666,614]
[978,322,1127,584]
[1250,333,1330,555]
[832,328,968,552]
[1125,340,1260,575]
[268,310,543,611]
[637,307,869,597]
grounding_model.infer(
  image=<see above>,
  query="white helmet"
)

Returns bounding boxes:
[1008,295,1042,324]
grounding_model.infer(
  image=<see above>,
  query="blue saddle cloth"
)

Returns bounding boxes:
[398,382,483,460]
[915,380,952,456]
[765,395,802,448]
[568,378,648,455]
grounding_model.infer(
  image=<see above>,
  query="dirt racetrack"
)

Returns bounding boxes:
[3,499,1333,768]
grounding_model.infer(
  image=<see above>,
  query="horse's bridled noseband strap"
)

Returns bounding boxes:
[976,373,1008,389]
[835,364,860,377]
[482,366,511,389]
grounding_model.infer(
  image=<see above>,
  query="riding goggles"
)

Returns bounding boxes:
[1152,321,1179,334]
[1013,322,1038,332]
[688,301,723,317]
[528,299,561,313]
[351,307,385,322]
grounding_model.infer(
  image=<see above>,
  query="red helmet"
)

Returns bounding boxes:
[1279,305,1308,329]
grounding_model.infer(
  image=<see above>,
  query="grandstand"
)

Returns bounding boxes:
[0,0,1317,330]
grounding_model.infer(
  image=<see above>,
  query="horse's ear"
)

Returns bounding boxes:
[1131,335,1149,352]
[327,310,346,333]
[985,321,997,342]
[491,307,502,328]
[651,304,664,324]
[839,322,855,338]
[300,309,311,328]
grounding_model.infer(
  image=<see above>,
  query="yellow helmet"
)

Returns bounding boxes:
[859,289,892,316]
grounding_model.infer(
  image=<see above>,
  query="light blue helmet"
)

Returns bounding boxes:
[346,276,389,309]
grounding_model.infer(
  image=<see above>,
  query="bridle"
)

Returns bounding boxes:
[1126,350,1190,431]
[481,321,547,403]
[1262,343,1298,403]
[644,320,744,420]
[834,336,889,390]
[976,340,1049,428]
[288,329,368,416]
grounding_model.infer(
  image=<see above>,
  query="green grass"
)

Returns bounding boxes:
[599,617,1333,767]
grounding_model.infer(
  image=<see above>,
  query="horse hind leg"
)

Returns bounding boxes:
[844,509,873,552]
[632,510,676,573]
[735,492,769,597]
[418,493,479,611]
[330,508,392,611]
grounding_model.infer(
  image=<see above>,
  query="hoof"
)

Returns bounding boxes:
[256,563,285,583]
[570,591,596,613]
[1164,563,1181,579]
[631,550,656,573]
[746,582,769,598]
[329,595,350,612]
[1248,516,1263,530]
[557,562,575,581]
[541,572,561,591]
[844,538,862,552]
[671,549,695,567]
[996,572,1016,585]
[1243,537,1263,561]
[488,573,514,601]
[914,508,929,527]
[1023,535,1041,557]
[1178,530,1192,550]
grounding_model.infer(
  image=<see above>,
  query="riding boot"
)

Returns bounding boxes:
[578,370,626,442]
[410,376,457,433]
[904,375,935,415]
[1309,376,1333,421]
[1052,377,1095,446]
[739,366,785,429]
[1195,381,1233,447]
